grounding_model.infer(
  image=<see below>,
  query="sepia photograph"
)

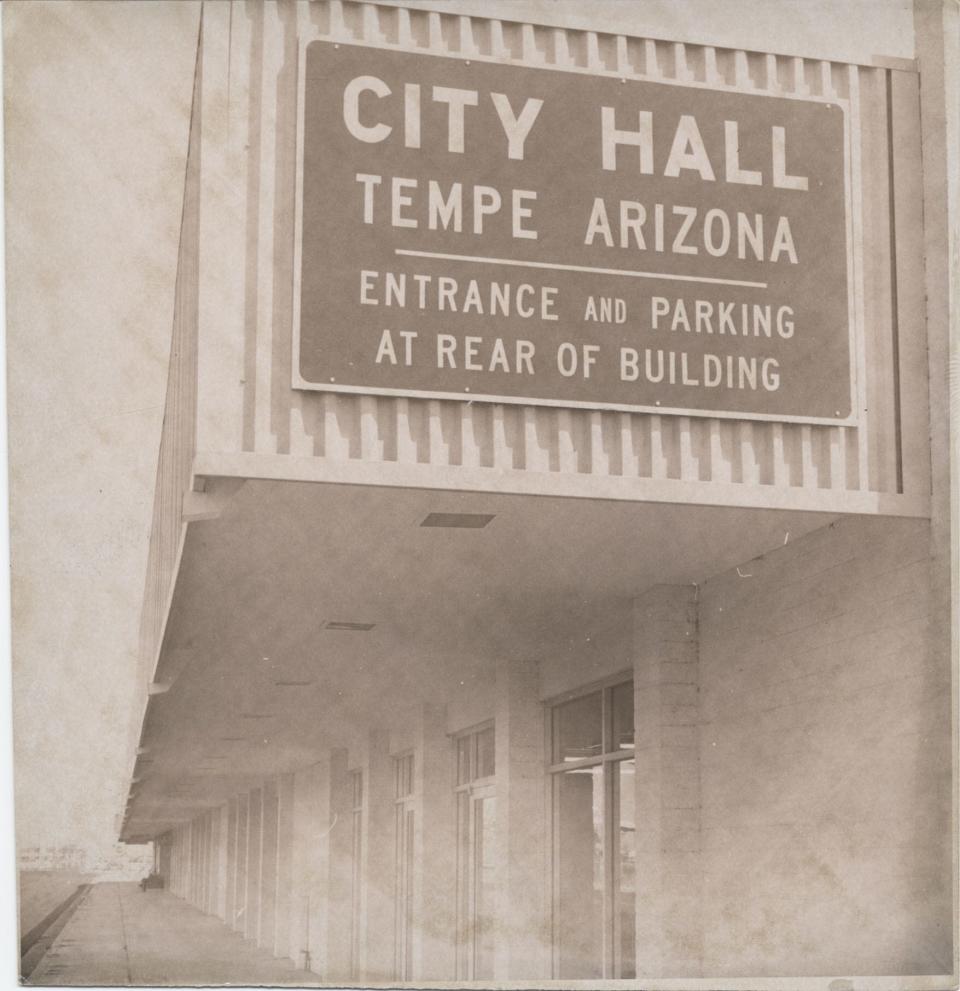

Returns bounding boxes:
[4,0,958,987]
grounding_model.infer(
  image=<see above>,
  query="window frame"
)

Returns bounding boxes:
[348,768,363,980]
[546,674,635,981]
[392,752,416,981]
[453,721,496,981]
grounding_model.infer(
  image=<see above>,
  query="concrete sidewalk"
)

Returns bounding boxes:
[27,882,311,986]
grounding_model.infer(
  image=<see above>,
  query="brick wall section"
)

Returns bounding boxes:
[634,584,703,978]
[698,515,952,976]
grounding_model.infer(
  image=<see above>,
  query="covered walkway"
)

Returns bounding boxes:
[27,882,310,986]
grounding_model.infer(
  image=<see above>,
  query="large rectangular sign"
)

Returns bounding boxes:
[294,40,853,423]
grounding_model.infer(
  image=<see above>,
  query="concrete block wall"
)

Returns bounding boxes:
[633,584,703,978]
[698,515,952,976]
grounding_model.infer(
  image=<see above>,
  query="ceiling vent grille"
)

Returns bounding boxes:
[420,513,494,529]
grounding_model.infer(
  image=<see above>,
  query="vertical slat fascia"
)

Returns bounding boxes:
[395,398,419,464]
[556,409,578,473]
[858,67,898,492]
[846,64,871,490]
[620,414,639,477]
[491,406,512,469]
[589,412,610,475]
[739,422,762,486]
[889,69,931,498]
[196,0,247,456]
[252,3,282,454]
[649,415,668,479]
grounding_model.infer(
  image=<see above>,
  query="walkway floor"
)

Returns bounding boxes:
[27,882,310,986]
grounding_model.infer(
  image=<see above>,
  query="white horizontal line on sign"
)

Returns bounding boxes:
[394,248,769,290]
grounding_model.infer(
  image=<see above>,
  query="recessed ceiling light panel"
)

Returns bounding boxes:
[325,621,375,631]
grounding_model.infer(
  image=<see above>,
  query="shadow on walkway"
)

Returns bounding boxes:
[27,882,313,986]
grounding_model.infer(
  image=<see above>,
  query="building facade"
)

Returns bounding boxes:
[120,0,957,983]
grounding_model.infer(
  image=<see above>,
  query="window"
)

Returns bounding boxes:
[349,769,363,980]
[455,724,496,980]
[394,753,415,981]
[550,679,635,979]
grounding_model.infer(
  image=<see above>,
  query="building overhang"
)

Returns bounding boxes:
[121,475,846,841]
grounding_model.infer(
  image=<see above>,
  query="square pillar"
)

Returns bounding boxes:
[259,779,279,951]
[325,748,354,981]
[287,766,311,968]
[190,820,199,905]
[225,798,238,927]
[412,702,456,980]
[245,787,263,942]
[633,584,703,978]
[234,795,249,931]
[215,805,229,920]
[307,760,332,975]
[493,656,548,980]
[288,761,330,973]
[274,773,295,959]
[360,728,395,981]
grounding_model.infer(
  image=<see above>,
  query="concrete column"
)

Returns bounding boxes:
[191,819,198,907]
[274,773,295,959]
[633,584,702,978]
[204,811,214,914]
[209,812,217,914]
[245,788,263,942]
[216,805,229,920]
[234,795,249,931]
[493,656,548,980]
[202,813,211,913]
[288,768,309,967]
[259,780,279,951]
[181,824,187,898]
[412,702,456,980]
[325,748,354,981]
[287,762,330,973]
[305,761,331,975]
[225,798,238,925]
[360,729,395,981]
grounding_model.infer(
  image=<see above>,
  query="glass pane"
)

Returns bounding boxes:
[617,760,636,978]
[474,795,496,979]
[476,726,495,779]
[611,681,634,751]
[457,736,472,785]
[553,691,602,763]
[555,765,604,978]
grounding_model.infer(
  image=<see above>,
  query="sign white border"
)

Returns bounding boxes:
[290,31,859,428]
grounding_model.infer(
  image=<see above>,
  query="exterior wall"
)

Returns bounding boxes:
[698,515,952,975]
